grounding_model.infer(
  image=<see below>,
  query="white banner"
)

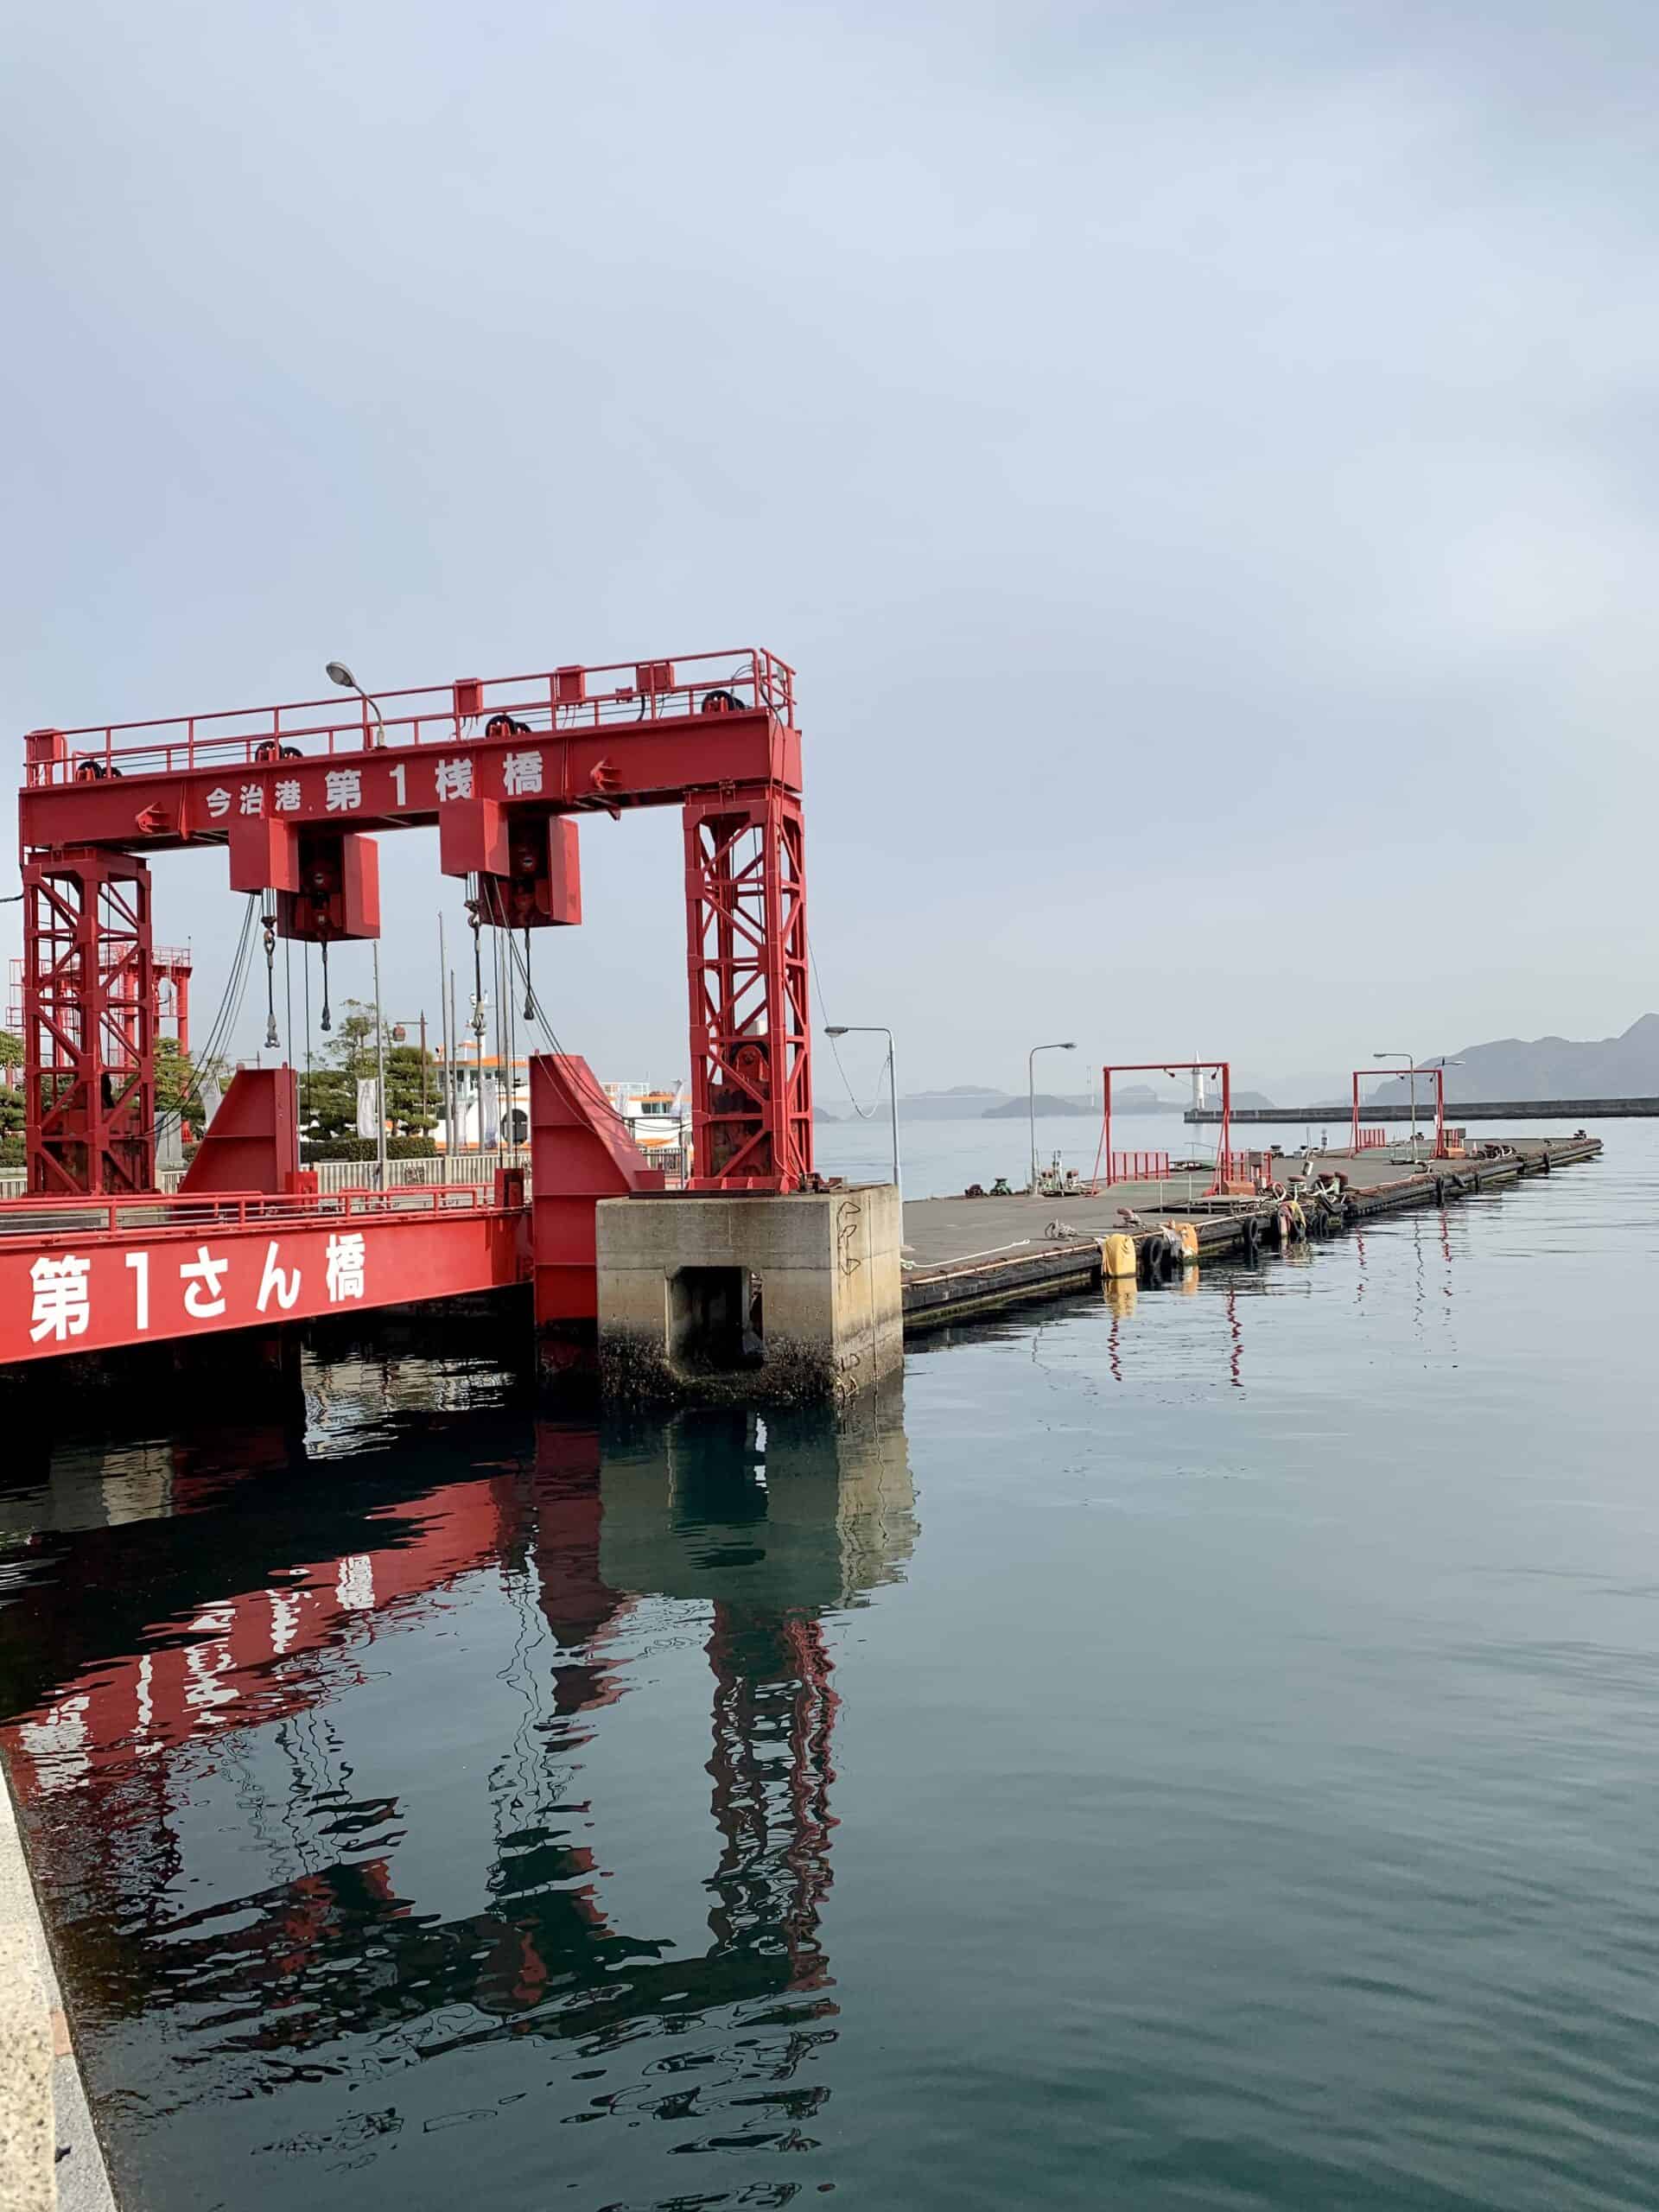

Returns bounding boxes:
[355,1078,381,1139]
[156,1109,185,1171]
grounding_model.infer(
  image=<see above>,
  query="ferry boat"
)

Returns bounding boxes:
[429,1058,689,1171]
[603,1080,690,1166]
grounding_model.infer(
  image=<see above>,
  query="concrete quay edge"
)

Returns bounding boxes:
[0,1758,117,2212]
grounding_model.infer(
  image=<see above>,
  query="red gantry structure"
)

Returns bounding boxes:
[1349,1065,1446,1157]
[3,649,816,1368]
[1092,1061,1240,1196]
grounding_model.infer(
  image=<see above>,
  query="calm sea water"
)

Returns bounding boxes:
[3,1120,1656,2211]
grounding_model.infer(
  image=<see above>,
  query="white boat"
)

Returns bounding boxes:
[603,1080,690,1166]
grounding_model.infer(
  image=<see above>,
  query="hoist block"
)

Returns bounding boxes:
[276,830,380,943]
[445,804,581,931]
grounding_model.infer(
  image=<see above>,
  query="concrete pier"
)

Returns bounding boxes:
[596,1184,903,1406]
[898,1134,1601,1331]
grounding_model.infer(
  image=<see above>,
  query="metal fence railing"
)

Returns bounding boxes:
[306,1150,531,1194]
[1107,1150,1172,1182]
[0,1142,690,1203]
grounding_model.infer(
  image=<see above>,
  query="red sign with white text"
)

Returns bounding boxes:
[0,1210,522,1362]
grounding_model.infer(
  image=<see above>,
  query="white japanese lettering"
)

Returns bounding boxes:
[125,1249,149,1331]
[29,1254,91,1343]
[179,1244,229,1319]
[325,767,362,812]
[205,786,232,820]
[325,1230,366,1303]
[502,749,543,798]
[238,784,264,816]
[257,1240,300,1313]
[275,779,302,813]
[434,757,474,803]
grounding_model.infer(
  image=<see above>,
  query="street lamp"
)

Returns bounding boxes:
[1027,1041,1076,1193]
[826,1026,899,1200]
[325,659,386,748]
[1374,1050,1416,1148]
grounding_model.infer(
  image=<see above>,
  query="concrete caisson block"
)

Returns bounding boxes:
[596,1185,902,1406]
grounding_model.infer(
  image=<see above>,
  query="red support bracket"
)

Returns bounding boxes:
[530,1052,662,1329]
[179,1066,300,1194]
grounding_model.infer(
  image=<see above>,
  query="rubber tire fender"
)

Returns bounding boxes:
[1141,1233,1179,1285]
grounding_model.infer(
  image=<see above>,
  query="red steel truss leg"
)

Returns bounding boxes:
[683,786,813,1190]
[22,849,156,1196]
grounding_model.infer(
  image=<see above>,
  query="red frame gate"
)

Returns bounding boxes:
[16,647,815,1198]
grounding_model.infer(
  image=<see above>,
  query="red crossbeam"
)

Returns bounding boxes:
[21,649,798,849]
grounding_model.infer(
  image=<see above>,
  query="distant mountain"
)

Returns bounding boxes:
[982,1092,1091,1118]
[1366,1015,1659,1105]
[813,1105,841,1123]
[898,1080,1266,1121]
[899,1089,1012,1121]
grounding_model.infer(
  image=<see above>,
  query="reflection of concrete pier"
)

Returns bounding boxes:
[597,1385,916,1613]
[0,1376,915,2180]
[597,1390,914,1993]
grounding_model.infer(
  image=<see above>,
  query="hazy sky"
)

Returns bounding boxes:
[5,0,1656,1101]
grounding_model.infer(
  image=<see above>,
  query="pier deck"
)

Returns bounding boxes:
[899,1134,1601,1331]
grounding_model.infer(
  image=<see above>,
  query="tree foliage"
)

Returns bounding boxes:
[299,999,438,1140]
[155,1038,213,1121]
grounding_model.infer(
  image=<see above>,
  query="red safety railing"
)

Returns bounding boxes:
[0,1182,505,1249]
[1107,1151,1172,1182]
[1356,1127,1388,1150]
[1219,1151,1256,1184]
[25,649,798,785]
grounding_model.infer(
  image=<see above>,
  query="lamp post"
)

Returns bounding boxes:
[325,659,386,748]
[1027,1041,1077,1193]
[1374,1049,1416,1148]
[371,940,389,1191]
[826,1026,899,1200]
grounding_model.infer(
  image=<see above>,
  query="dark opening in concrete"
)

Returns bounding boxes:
[669,1266,765,1372]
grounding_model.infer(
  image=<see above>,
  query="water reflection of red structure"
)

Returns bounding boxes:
[0,1397,913,2069]
[3,1473,533,1801]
